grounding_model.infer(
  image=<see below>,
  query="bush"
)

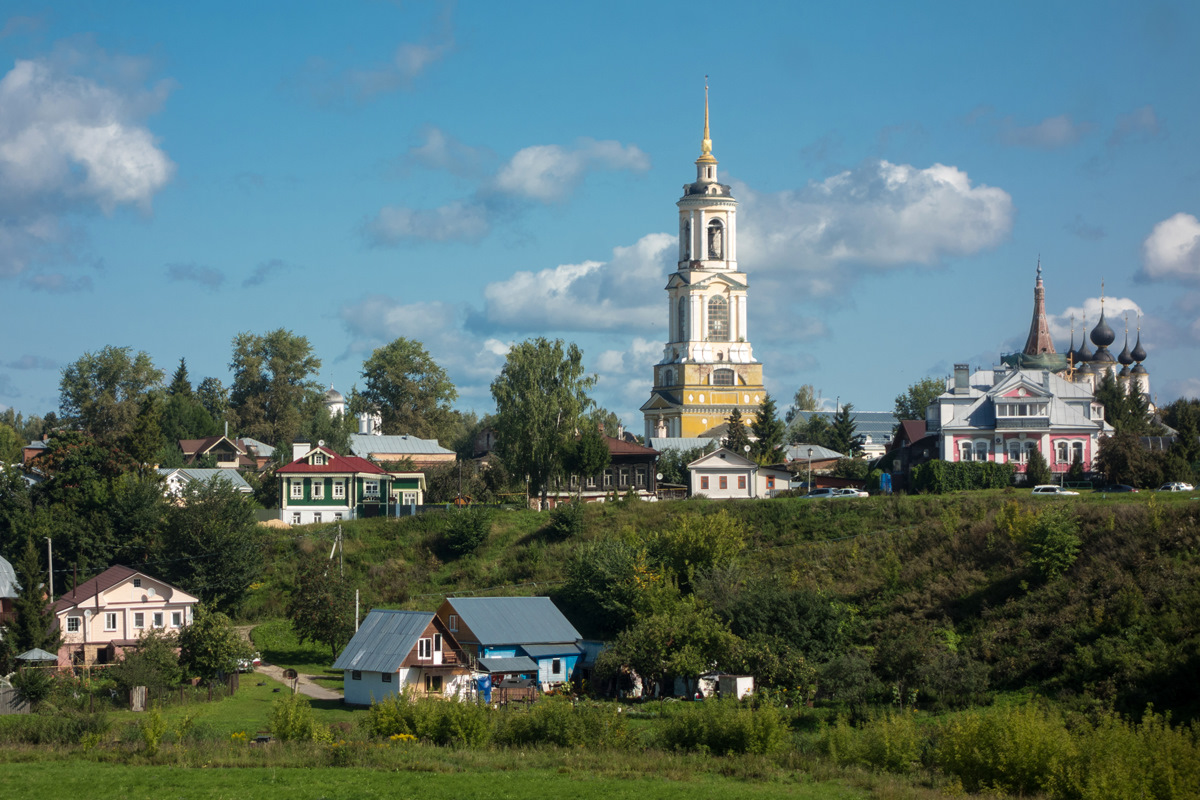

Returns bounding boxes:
[365,691,492,747]
[442,506,493,557]
[495,694,626,748]
[822,710,923,774]
[0,711,111,745]
[109,629,182,694]
[1025,506,1081,580]
[654,699,787,755]
[10,667,55,707]
[934,702,1073,796]
[269,693,331,742]
[139,708,167,755]
[912,461,1016,493]
[545,501,585,540]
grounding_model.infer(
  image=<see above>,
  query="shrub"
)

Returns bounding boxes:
[654,699,786,755]
[0,712,111,745]
[495,694,626,748]
[934,702,1073,796]
[442,506,493,556]
[365,691,492,747]
[821,710,923,774]
[1059,709,1200,800]
[1025,506,1081,580]
[139,708,168,756]
[269,693,331,742]
[545,501,585,540]
[10,666,55,707]
[912,460,1015,493]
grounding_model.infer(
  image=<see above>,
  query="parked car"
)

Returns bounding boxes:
[1102,484,1138,493]
[1158,482,1195,492]
[834,487,870,498]
[801,487,867,499]
[1031,485,1079,496]
[237,652,262,672]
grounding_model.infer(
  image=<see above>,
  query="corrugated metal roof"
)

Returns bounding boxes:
[157,468,253,492]
[239,437,275,456]
[649,438,720,453]
[448,597,580,646]
[789,410,899,438]
[349,434,454,457]
[332,609,433,674]
[783,444,845,461]
[521,643,583,658]
[478,656,538,673]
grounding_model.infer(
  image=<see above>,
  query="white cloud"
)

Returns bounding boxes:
[491,139,650,203]
[998,114,1093,149]
[364,200,492,245]
[478,233,672,332]
[1108,105,1160,148]
[404,126,489,177]
[0,49,174,277]
[1140,213,1200,283]
[736,160,1013,289]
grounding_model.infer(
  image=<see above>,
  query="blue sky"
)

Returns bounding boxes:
[2,1,1199,432]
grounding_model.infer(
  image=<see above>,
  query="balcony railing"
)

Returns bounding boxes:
[995,418,1050,429]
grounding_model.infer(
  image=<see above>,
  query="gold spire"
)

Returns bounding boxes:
[697,76,716,164]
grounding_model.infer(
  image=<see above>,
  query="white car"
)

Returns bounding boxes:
[1158,482,1194,492]
[1031,485,1079,496]
[802,487,868,499]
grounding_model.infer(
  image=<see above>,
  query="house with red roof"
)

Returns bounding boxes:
[52,565,199,668]
[276,444,402,525]
[543,434,659,507]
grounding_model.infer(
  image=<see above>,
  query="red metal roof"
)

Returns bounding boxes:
[604,436,658,456]
[276,446,391,476]
[52,565,140,613]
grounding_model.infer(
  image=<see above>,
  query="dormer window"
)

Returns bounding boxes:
[312,453,326,466]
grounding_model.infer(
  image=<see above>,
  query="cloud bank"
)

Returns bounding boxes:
[1140,213,1200,284]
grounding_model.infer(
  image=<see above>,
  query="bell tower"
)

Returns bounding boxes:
[642,81,765,440]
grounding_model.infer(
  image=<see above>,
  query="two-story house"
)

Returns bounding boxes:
[333,609,473,705]
[436,596,583,691]
[52,565,199,667]
[277,445,396,525]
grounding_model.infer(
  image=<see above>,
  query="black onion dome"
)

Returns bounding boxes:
[1090,311,1116,347]
[1092,345,1116,364]
[1078,360,1096,375]
[1075,333,1094,363]
[1119,365,1131,377]
[1118,332,1134,366]
[1131,363,1147,375]
[1131,330,1147,362]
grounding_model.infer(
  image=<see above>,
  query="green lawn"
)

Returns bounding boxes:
[0,760,866,800]
[250,619,339,675]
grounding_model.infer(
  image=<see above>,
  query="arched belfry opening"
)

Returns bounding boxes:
[707,219,724,260]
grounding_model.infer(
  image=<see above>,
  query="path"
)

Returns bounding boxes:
[235,625,343,702]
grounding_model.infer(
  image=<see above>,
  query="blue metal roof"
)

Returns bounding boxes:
[332,609,434,674]
[478,656,537,673]
[448,597,581,646]
[0,554,19,599]
[521,643,583,658]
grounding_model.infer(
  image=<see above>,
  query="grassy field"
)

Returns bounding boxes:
[0,759,871,800]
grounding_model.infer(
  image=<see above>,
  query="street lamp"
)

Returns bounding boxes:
[807,447,814,494]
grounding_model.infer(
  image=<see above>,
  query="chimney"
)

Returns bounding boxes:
[618,425,624,439]
[292,437,311,462]
[953,364,970,395]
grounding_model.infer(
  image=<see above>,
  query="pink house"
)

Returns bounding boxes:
[52,565,199,668]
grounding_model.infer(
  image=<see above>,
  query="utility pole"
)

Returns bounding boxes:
[45,537,53,601]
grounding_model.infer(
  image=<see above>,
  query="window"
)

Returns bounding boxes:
[738,475,746,490]
[312,453,325,466]
[719,476,728,490]
[603,470,612,488]
[701,476,709,490]
[334,513,343,521]
[448,614,458,632]
[133,578,141,588]
[662,369,675,387]
[67,616,81,633]
[552,658,561,675]
[291,481,303,500]
[381,672,392,683]
[104,612,117,631]
[425,674,443,693]
[1072,442,1084,464]
[975,441,989,461]
[364,480,379,497]
[713,368,735,386]
[311,481,324,500]
[1056,441,1069,464]
[133,612,144,629]
[586,474,596,488]
[351,670,361,681]
[707,219,724,259]
[707,296,729,341]
[677,297,687,341]
[313,512,322,524]
[635,467,646,487]
[1008,441,1024,463]
[434,634,442,652]
[418,638,432,660]
[619,468,629,488]
[332,481,345,499]
[960,441,974,462]
[171,611,182,628]
[153,612,163,628]
[292,512,302,524]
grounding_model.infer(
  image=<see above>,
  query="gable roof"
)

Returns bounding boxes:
[156,467,253,492]
[348,434,455,458]
[276,446,392,476]
[603,435,658,456]
[649,438,721,453]
[447,597,580,645]
[688,447,756,469]
[179,435,246,457]
[332,609,435,673]
[782,444,845,461]
[52,565,139,613]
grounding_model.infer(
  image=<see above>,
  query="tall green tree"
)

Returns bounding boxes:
[789,411,832,448]
[161,476,262,614]
[1163,398,1200,469]
[359,337,458,442]
[2,536,61,657]
[893,377,944,421]
[59,345,164,443]
[750,394,786,464]
[123,393,167,466]
[177,605,251,679]
[287,550,357,657]
[563,422,611,498]
[722,407,751,455]
[785,384,820,424]
[196,377,230,423]
[1025,447,1052,486]
[829,403,861,456]
[228,329,321,446]
[490,338,595,508]
[0,423,22,465]
[168,358,192,397]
